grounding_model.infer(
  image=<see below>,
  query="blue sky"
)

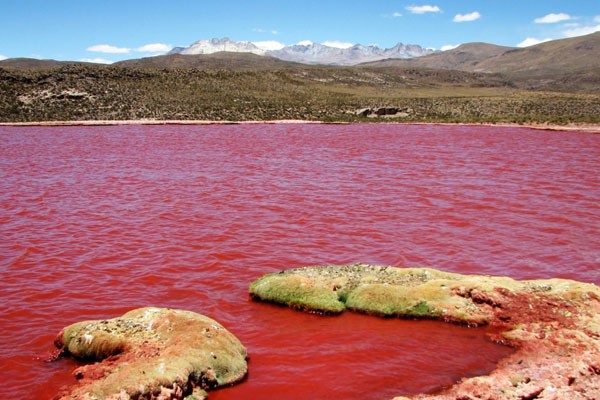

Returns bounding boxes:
[1,0,599,63]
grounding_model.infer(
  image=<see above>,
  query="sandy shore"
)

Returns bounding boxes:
[0,119,599,133]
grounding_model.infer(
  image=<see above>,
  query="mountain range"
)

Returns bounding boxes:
[2,32,598,87]
[1,31,599,124]
[168,37,436,65]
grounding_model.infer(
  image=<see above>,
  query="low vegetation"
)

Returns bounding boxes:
[1,58,599,124]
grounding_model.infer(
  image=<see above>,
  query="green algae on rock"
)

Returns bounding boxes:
[250,264,600,400]
[249,265,496,323]
[53,307,248,400]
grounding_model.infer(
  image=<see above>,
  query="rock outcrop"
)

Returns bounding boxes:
[353,107,413,118]
[53,307,248,400]
[250,264,600,400]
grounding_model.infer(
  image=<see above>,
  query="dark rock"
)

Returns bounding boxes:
[375,107,399,116]
[355,108,371,117]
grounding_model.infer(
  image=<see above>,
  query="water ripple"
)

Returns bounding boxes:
[1,124,599,399]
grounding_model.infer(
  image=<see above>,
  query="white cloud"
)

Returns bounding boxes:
[80,57,114,64]
[297,40,314,46]
[534,13,572,24]
[382,11,403,19]
[0,54,7,61]
[87,42,174,56]
[441,44,459,51]
[516,37,552,47]
[322,41,354,49]
[595,16,600,23]
[562,24,600,38]
[87,44,130,54]
[406,5,441,14]
[253,28,279,35]
[453,11,480,22]
[252,40,285,51]
[136,43,172,53]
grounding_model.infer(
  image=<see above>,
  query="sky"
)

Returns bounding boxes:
[1,0,599,63]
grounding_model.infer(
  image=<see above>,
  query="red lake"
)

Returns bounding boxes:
[1,123,599,399]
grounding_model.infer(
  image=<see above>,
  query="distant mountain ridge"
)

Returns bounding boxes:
[116,52,298,70]
[362,42,514,71]
[168,37,436,65]
[363,32,600,77]
[268,42,434,65]
[0,58,90,70]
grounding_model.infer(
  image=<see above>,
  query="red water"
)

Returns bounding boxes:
[1,124,599,399]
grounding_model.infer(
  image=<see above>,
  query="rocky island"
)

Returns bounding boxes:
[250,264,600,400]
[52,307,248,400]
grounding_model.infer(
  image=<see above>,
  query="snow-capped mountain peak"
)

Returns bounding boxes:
[169,38,436,65]
[176,38,266,56]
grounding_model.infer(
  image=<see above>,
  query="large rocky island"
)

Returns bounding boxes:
[250,264,600,400]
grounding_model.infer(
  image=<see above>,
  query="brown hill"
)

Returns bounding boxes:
[363,43,512,71]
[361,32,600,92]
[0,58,89,70]
[114,52,300,70]
[363,32,600,78]
[475,31,600,77]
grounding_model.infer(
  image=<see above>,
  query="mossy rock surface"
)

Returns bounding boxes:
[250,264,600,400]
[54,307,247,400]
[250,265,498,323]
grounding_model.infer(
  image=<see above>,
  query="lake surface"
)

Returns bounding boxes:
[1,123,598,399]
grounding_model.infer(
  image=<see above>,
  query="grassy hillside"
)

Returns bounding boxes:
[476,32,600,77]
[364,43,513,72]
[1,62,598,124]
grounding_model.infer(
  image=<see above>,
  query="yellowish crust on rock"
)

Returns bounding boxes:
[250,264,600,400]
[54,307,248,400]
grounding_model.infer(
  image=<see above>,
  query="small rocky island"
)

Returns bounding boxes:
[250,264,600,400]
[53,307,247,400]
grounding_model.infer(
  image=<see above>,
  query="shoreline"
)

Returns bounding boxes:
[0,119,326,127]
[1,119,599,133]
